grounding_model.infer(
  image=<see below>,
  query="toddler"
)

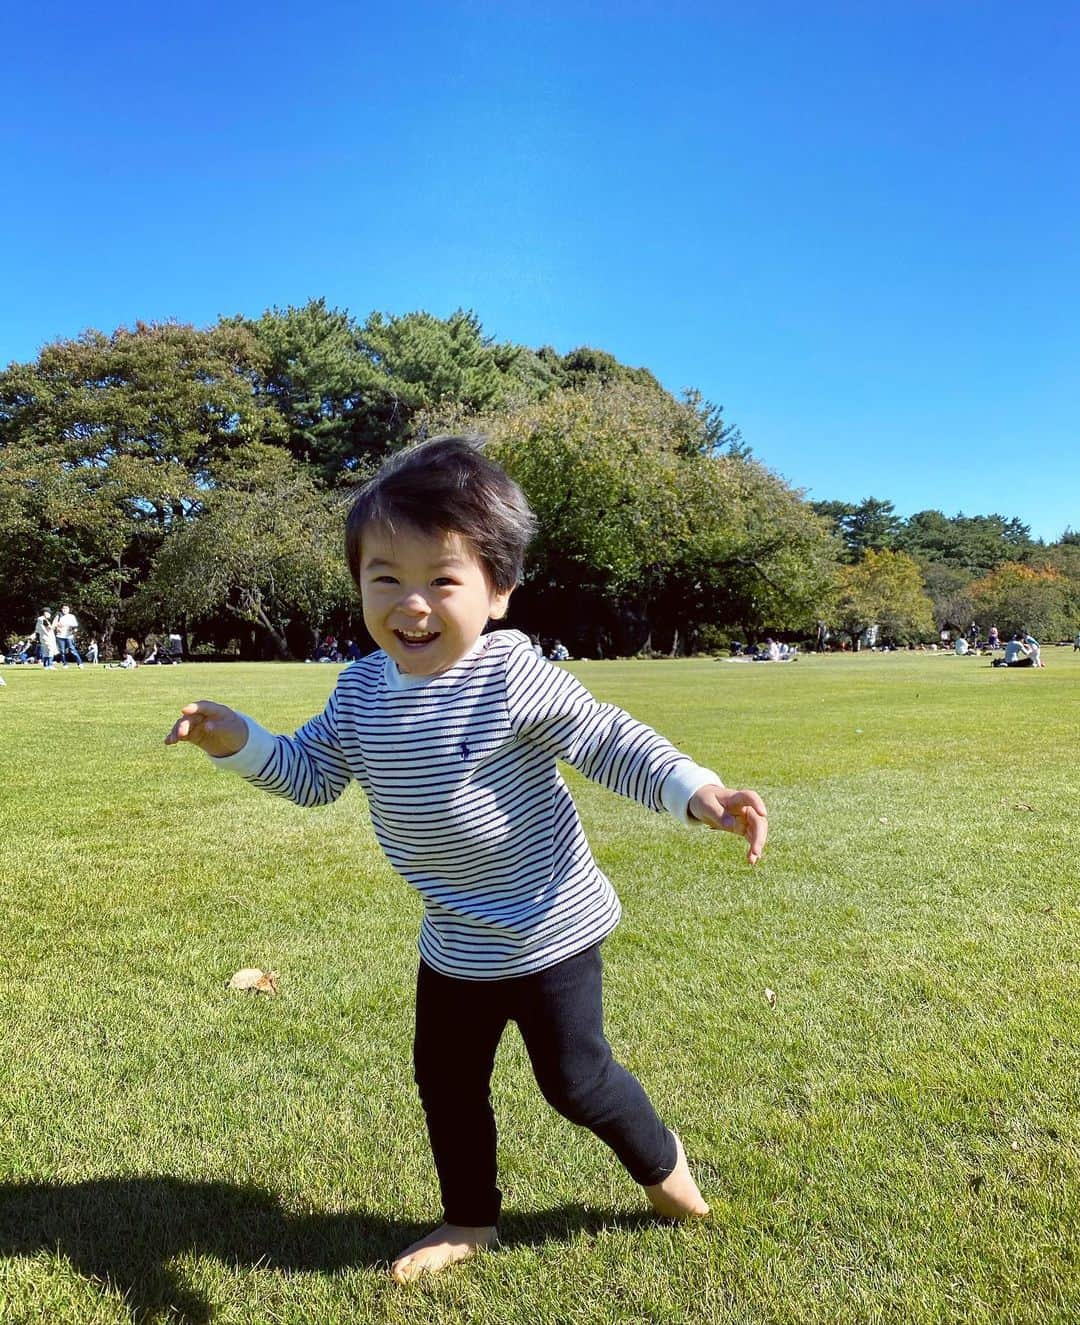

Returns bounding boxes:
[165,436,767,1282]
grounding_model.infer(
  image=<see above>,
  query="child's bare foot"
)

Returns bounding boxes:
[644,1132,710,1218]
[390,1223,498,1283]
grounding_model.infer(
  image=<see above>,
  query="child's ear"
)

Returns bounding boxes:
[489,588,512,621]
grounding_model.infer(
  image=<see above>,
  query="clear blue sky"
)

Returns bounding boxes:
[3,1,1078,541]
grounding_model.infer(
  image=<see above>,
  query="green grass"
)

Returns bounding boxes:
[0,650,1077,1323]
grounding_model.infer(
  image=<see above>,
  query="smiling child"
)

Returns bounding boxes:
[165,435,767,1282]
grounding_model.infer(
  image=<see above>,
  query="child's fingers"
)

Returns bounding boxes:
[181,700,234,720]
[165,704,217,746]
[743,806,768,864]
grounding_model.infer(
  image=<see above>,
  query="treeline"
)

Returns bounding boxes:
[0,299,1076,659]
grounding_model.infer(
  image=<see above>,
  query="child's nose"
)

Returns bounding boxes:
[398,589,431,614]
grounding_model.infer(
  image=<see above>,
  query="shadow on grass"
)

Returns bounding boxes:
[0,1177,650,1322]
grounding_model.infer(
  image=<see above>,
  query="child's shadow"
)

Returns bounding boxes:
[0,1177,650,1322]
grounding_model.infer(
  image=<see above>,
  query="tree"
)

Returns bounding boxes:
[898,509,1033,573]
[0,320,284,646]
[144,446,352,658]
[811,497,900,562]
[244,299,375,483]
[476,381,833,654]
[354,309,547,456]
[967,562,1070,640]
[832,549,935,647]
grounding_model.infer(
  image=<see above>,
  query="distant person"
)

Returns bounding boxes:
[86,638,99,665]
[343,639,364,662]
[34,609,57,668]
[53,604,84,668]
[104,652,138,670]
[987,625,1000,651]
[1022,631,1043,667]
[954,636,969,656]
[531,635,545,657]
[550,640,570,662]
[1074,629,1080,653]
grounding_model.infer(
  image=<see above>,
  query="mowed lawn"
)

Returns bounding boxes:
[0,649,1076,1325]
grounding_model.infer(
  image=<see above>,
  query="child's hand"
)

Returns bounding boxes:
[164,701,248,758]
[688,785,768,864]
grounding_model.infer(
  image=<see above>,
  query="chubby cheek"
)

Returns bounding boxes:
[359,596,385,640]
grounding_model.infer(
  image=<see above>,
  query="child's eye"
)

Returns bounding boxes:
[372,575,399,585]
[431,577,458,587]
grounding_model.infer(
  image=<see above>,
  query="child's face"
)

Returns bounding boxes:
[358,522,510,675]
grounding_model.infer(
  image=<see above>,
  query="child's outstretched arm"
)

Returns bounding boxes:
[687,785,768,865]
[164,700,248,758]
[165,691,354,807]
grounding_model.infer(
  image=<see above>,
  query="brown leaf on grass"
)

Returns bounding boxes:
[227,967,279,995]
[763,987,777,1008]
[1012,802,1035,812]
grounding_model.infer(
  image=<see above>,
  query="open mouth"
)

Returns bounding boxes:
[394,629,440,649]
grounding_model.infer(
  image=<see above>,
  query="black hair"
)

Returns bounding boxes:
[345,435,536,593]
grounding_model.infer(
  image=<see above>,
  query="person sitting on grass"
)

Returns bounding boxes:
[104,652,138,670]
[165,436,768,1285]
[993,635,1034,668]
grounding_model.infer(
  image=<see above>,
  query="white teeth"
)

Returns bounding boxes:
[398,629,434,639]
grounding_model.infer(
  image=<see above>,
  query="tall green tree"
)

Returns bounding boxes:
[479,382,833,653]
[243,299,374,483]
[898,509,1033,572]
[811,497,900,562]
[144,446,352,658]
[0,320,283,643]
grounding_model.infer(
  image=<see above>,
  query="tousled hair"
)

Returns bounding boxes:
[345,435,536,593]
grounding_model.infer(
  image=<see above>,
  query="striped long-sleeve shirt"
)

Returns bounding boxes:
[213,629,720,980]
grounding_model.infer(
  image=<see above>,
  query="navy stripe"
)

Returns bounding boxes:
[238,630,696,979]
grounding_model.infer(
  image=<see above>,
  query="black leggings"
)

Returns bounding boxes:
[413,943,677,1226]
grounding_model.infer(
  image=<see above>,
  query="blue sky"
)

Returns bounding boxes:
[3,1,1077,541]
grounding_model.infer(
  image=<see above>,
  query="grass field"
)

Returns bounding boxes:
[0,649,1077,1324]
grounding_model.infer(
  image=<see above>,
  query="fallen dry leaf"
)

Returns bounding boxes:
[227,967,279,995]
[763,987,777,1008]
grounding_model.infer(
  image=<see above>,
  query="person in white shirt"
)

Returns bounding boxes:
[53,605,84,668]
[33,609,57,667]
[166,436,768,1284]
